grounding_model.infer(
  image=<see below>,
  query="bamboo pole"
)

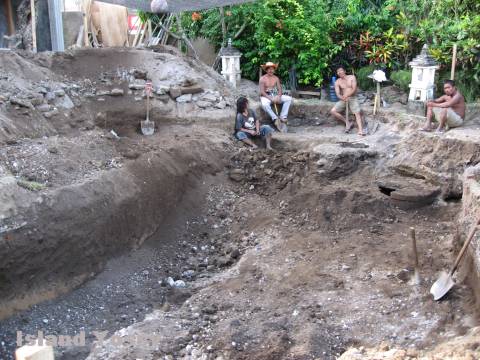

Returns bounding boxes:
[5,0,15,35]
[450,43,457,80]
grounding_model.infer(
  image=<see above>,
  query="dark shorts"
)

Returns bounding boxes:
[236,125,274,140]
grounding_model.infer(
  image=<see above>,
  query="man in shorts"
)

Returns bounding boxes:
[420,80,466,133]
[330,67,366,136]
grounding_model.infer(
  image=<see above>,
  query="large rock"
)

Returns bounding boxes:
[176,94,192,103]
[388,132,480,198]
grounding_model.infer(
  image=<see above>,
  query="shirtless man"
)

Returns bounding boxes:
[259,62,292,132]
[421,80,466,133]
[330,67,365,135]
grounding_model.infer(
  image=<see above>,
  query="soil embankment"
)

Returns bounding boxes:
[1,48,480,360]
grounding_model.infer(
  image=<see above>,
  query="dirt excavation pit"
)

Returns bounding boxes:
[0,48,479,360]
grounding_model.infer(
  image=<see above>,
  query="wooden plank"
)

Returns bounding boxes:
[96,2,128,46]
[82,1,90,47]
[296,90,321,97]
[30,0,37,52]
[5,0,15,35]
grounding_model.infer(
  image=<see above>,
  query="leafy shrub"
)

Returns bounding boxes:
[390,70,411,92]
[356,65,376,90]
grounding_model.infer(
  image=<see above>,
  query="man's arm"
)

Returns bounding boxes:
[435,93,462,108]
[276,76,283,97]
[343,76,357,98]
[334,80,343,100]
[427,95,449,107]
[259,77,273,100]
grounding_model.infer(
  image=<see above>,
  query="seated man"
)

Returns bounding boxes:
[235,97,274,150]
[259,62,292,133]
[330,66,366,136]
[421,80,465,133]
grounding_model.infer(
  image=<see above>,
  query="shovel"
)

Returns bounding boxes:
[430,216,480,300]
[141,82,155,135]
[410,227,421,285]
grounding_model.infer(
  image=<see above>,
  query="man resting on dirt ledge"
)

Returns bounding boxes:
[235,97,274,150]
[259,62,292,133]
[420,79,466,133]
[330,66,366,136]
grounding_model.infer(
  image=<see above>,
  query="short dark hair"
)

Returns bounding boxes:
[236,96,248,114]
[336,66,345,72]
[444,79,455,87]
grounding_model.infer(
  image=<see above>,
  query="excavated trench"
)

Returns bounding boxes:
[0,119,479,360]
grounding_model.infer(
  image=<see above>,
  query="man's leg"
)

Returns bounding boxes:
[236,131,258,148]
[422,105,435,130]
[436,108,448,131]
[260,125,274,150]
[330,101,352,131]
[348,98,364,135]
[261,97,278,121]
[279,95,292,120]
[354,112,364,135]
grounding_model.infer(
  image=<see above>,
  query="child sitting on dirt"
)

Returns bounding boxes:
[235,97,274,150]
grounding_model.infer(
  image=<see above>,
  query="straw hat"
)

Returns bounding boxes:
[261,62,279,71]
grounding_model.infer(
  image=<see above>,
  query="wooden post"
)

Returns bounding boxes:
[82,0,90,47]
[5,0,15,35]
[219,6,226,46]
[450,43,457,80]
[30,0,37,52]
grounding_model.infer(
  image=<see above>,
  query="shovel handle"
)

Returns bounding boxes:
[410,227,419,268]
[345,100,349,122]
[450,217,480,276]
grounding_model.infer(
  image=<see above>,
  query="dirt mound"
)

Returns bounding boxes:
[339,326,480,359]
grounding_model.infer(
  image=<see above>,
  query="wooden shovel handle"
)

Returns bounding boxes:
[410,227,419,268]
[450,217,480,276]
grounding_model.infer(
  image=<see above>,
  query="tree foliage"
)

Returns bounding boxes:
[180,0,480,100]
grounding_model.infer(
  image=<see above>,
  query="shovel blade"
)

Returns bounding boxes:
[430,271,455,301]
[141,120,155,136]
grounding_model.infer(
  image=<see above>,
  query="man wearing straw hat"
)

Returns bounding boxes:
[330,67,365,136]
[259,62,292,132]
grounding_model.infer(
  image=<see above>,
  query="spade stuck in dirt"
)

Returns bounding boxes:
[141,82,155,135]
[430,216,480,301]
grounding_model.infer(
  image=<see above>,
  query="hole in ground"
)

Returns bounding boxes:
[378,185,396,196]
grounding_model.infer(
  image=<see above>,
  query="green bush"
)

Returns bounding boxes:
[455,70,480,103]
[434,70,479,102]
[356,65,376,90]
[390,70,411,92]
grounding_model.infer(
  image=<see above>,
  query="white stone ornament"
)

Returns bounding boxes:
[372,70,387,83]
[151,0,169,13]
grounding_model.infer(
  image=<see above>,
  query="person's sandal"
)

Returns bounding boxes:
[418,127,433,132]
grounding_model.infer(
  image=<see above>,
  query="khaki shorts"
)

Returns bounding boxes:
[334,96,361,114]
[432,107,463,128]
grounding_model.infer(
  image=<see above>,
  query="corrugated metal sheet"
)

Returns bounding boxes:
[95,0,256,12]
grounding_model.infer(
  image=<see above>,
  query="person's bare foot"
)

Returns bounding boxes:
[266,145,274,151]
